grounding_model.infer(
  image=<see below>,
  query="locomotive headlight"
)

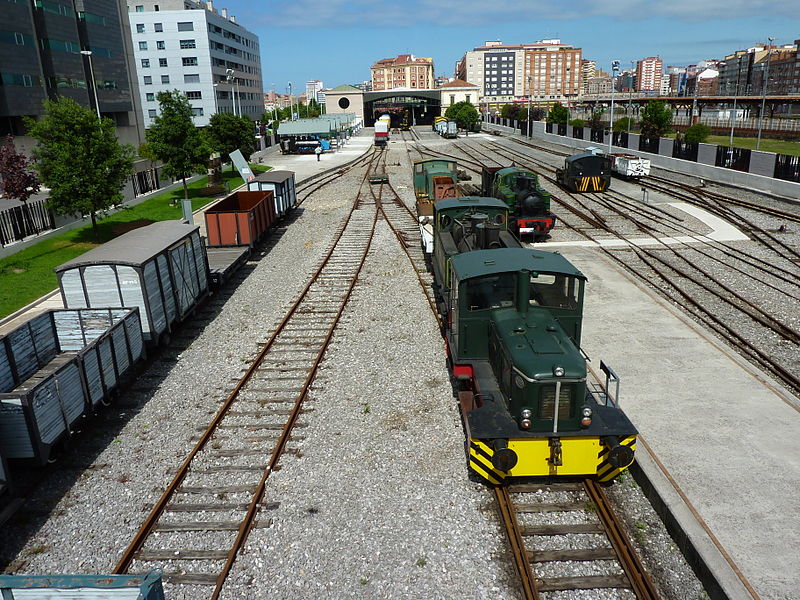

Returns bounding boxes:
[581,407,592,428]
[582,407,592,417]
[553,366,565,377]
[520,418,532,429]
[520,409,532,419]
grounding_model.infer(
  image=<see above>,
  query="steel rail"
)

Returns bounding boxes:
[112,148,383,586]
[495,486,539,600]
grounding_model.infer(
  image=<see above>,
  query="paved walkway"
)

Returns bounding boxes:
[562,245,799,600]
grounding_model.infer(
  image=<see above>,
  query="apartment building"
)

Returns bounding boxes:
[1,0,143,144]
[456,40,581,106]
[581,60,597,95]
[305,79,323,104]
[370,55,434,91]
[128,0,262,127]
[635,56,663,92]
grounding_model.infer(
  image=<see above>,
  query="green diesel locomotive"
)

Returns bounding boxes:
[430,196,636,484]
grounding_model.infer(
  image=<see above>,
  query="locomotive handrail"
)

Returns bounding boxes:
[600,360,621,406]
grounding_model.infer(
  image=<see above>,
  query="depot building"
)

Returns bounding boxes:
[324,80,478,128]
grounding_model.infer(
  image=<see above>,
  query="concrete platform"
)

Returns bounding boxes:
[561,245,799,600]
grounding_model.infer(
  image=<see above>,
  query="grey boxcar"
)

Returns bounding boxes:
[55,221,209,344]
[0,572,165,599]
[247,170,297,218]
[0,308,144,465]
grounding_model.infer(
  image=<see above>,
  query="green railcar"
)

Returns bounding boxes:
[430,197,637,485]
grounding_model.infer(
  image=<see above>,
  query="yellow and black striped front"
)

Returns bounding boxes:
[597,435,637,482]
[468,435,636,484]
[575,176,609,192]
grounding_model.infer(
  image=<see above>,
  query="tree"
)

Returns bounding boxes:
[588,110,605,130]
[546,103,569,124]
[530,107,546,122]
[613,117,634,132]
[639,100,673,138]
[145,90,210,201]
[500,103,520,120]
[684,123,711,143]
[0,135,40,203]
[204,113,256,172]
[25,98,134,242]
[445,101,479,131]
[568,118,585,128]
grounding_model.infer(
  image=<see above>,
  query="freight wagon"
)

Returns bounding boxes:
[0,573,165,600]
[0,308,144,465]
[55,222,209,345]
[247,170,298,218]
[609,153,651,178]
[204,190,276,248]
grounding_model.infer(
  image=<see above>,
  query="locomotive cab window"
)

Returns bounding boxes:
[465,274,515,311]
[530,274,581,310]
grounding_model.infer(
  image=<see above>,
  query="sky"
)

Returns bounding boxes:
[218,0,798,93]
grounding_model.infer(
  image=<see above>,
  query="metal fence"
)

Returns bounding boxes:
[639,136,660,153]
[591,129,605,143]
[715,146,751,172]
[672,140,699,162]
[131,167,162,197]
[0,199,55,247]
[612,132,627,147]
[774,154,800,183]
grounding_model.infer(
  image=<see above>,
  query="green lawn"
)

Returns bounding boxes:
[0,165,268,319]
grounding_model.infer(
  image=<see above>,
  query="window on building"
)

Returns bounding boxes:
[138,41,147,50]
[143,75,152,84]
[141,58,149,68]
[450,94,455,104]
[161,75,169,84]
[182,56,197,66]
[179,39,196,49]
[148,109,156,117]
[136,24,144,33]
[184,73,200,83]
[465,95,471,103]
[186,91,202,99]
[154,4,159,10]
[135,5,144,12]
[146,92,155,101]
[177,21,193,31]
[156,40,165,50]
[154,22,163,32]
[191,107,203,116]
[159,58,167,67]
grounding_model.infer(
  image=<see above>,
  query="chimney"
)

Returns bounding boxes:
[221,7,227,18]
[206,1,213,10]
[230,15,236,23]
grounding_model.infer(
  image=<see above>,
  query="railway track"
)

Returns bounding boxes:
[386,134,663,599]
[111,150,386,598]
[498,480,659,599]
[463,137,800,396]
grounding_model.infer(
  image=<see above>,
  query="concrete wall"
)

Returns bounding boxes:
[488,120,800,200]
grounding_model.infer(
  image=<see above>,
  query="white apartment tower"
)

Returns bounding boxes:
[636,56,663,92]
[128,0,263,127]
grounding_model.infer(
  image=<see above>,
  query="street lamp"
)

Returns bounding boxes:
[628,60,635,135]
[212,83,219,115]
[80,50,101,121]
[226,68,237,116]
[287,82,293,121]
[608,60,619,154]
[526,75,532,137]
[729,54,743,146]
[756,37,776,151]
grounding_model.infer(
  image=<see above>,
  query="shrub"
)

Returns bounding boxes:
[684,123,711,144]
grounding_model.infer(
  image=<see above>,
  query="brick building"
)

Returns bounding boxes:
[370,54,434,91]
[635,56,663,92]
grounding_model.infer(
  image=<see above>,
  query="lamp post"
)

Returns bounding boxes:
[526,75,532,138]
[212,83,219,115]
[690,67,699,125]
[287,82,293,121]
[225,68,236,116]
[756,37,776,151]
[628,60,635,135]
[608,60,619,154]
[235,79,241,117]
[729,54,742,146]
[80,50,101,121]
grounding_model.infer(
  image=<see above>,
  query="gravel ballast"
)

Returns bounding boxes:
[1,133,713,600]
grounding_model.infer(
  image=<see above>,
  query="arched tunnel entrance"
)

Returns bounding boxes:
[364,90,441,128]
